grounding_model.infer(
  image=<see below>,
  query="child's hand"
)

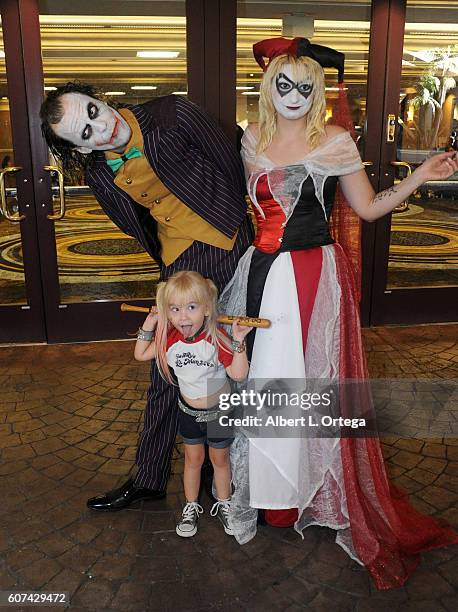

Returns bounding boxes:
[142,309,159,332]
[231,319,253,342]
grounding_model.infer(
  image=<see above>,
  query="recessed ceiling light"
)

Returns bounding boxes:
[131,85,157,90]
[137,51,179,59]
[236,86,254,90]
[242,91,260,96]
[104,91,126,95]
[325,87,348,91]
[0,50,5,58]
[172,91,188,95]
[44,86,57,91]
[249,73,254,77]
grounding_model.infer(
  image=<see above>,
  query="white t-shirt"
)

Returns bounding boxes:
[166,328,233,399]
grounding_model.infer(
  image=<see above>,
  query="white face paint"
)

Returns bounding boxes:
[271,64,314,120]
[51,92,132,153]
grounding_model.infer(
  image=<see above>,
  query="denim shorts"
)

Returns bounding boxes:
[178,397,233,449]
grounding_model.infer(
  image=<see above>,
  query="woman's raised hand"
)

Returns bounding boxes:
[416,151,458,182]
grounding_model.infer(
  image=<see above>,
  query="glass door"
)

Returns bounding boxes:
[371,0,458,324]
[0,0,189,343]
[37,0,188,341]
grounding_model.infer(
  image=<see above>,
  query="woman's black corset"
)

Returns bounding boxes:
[279,175,338,252]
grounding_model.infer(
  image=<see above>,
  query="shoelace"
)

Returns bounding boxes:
[210,500,231,517]
[181,501,204,521]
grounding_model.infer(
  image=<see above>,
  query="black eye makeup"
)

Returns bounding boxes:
[82,125,92,141]
[297,83,313,96]
[275,73,314,99]
[81,103,98,140]
[87,102,98,120]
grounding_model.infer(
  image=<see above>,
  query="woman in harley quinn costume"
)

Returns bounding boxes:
[221,36,458,590]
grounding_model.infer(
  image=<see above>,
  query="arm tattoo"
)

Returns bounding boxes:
[373,186,399,203]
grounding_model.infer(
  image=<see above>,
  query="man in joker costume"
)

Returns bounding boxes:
[40,83,252,510]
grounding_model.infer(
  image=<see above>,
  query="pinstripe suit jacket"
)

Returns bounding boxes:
[86,95,248,264]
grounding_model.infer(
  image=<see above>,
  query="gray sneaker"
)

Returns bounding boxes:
[210,499,233,535]
[176,501,203,537]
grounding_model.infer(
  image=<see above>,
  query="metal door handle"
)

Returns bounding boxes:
[43,165,66,220]
[0,166,25,222]
[390,161,413,212]
[390,160,412,175]
[387,114,397,142]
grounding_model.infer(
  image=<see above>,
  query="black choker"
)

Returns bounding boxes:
[185,323,206,342]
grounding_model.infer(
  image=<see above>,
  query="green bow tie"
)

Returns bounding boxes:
[106,146,143,172]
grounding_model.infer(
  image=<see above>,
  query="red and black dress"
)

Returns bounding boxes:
[221,127,458,590]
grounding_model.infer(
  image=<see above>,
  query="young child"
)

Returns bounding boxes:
[134,270,252,537]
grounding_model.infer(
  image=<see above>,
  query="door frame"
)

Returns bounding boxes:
[1,0,46,343]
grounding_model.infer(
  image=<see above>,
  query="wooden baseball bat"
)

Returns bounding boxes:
[120,303,271,328]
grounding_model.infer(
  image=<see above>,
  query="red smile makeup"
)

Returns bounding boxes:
[109,117,120,144]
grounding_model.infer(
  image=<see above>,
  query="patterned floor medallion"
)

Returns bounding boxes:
[387,198,458,286]
[0,197,160,302]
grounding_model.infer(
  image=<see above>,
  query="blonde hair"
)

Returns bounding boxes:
[257,54,326,155]
[154,270,232,384]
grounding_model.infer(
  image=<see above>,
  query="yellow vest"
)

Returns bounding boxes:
[105,108,236,265]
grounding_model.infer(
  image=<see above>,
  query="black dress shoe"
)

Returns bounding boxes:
[87,478,166,511]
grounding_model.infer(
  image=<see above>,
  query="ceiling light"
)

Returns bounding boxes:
[0,50,5,58]
[104,91,126,95]
[236,86,254,90]
[137,51,179,59]
[242,91,260,96]
[172,91,188,95]
[44,86,57,91]
[131,86,157,90]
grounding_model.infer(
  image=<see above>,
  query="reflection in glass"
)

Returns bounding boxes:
[39,2,187,302]
[388,2,458,288]
[0,34,28,306]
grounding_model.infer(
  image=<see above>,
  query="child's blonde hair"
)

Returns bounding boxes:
[257,54,326,155]
[154,271,232,383]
